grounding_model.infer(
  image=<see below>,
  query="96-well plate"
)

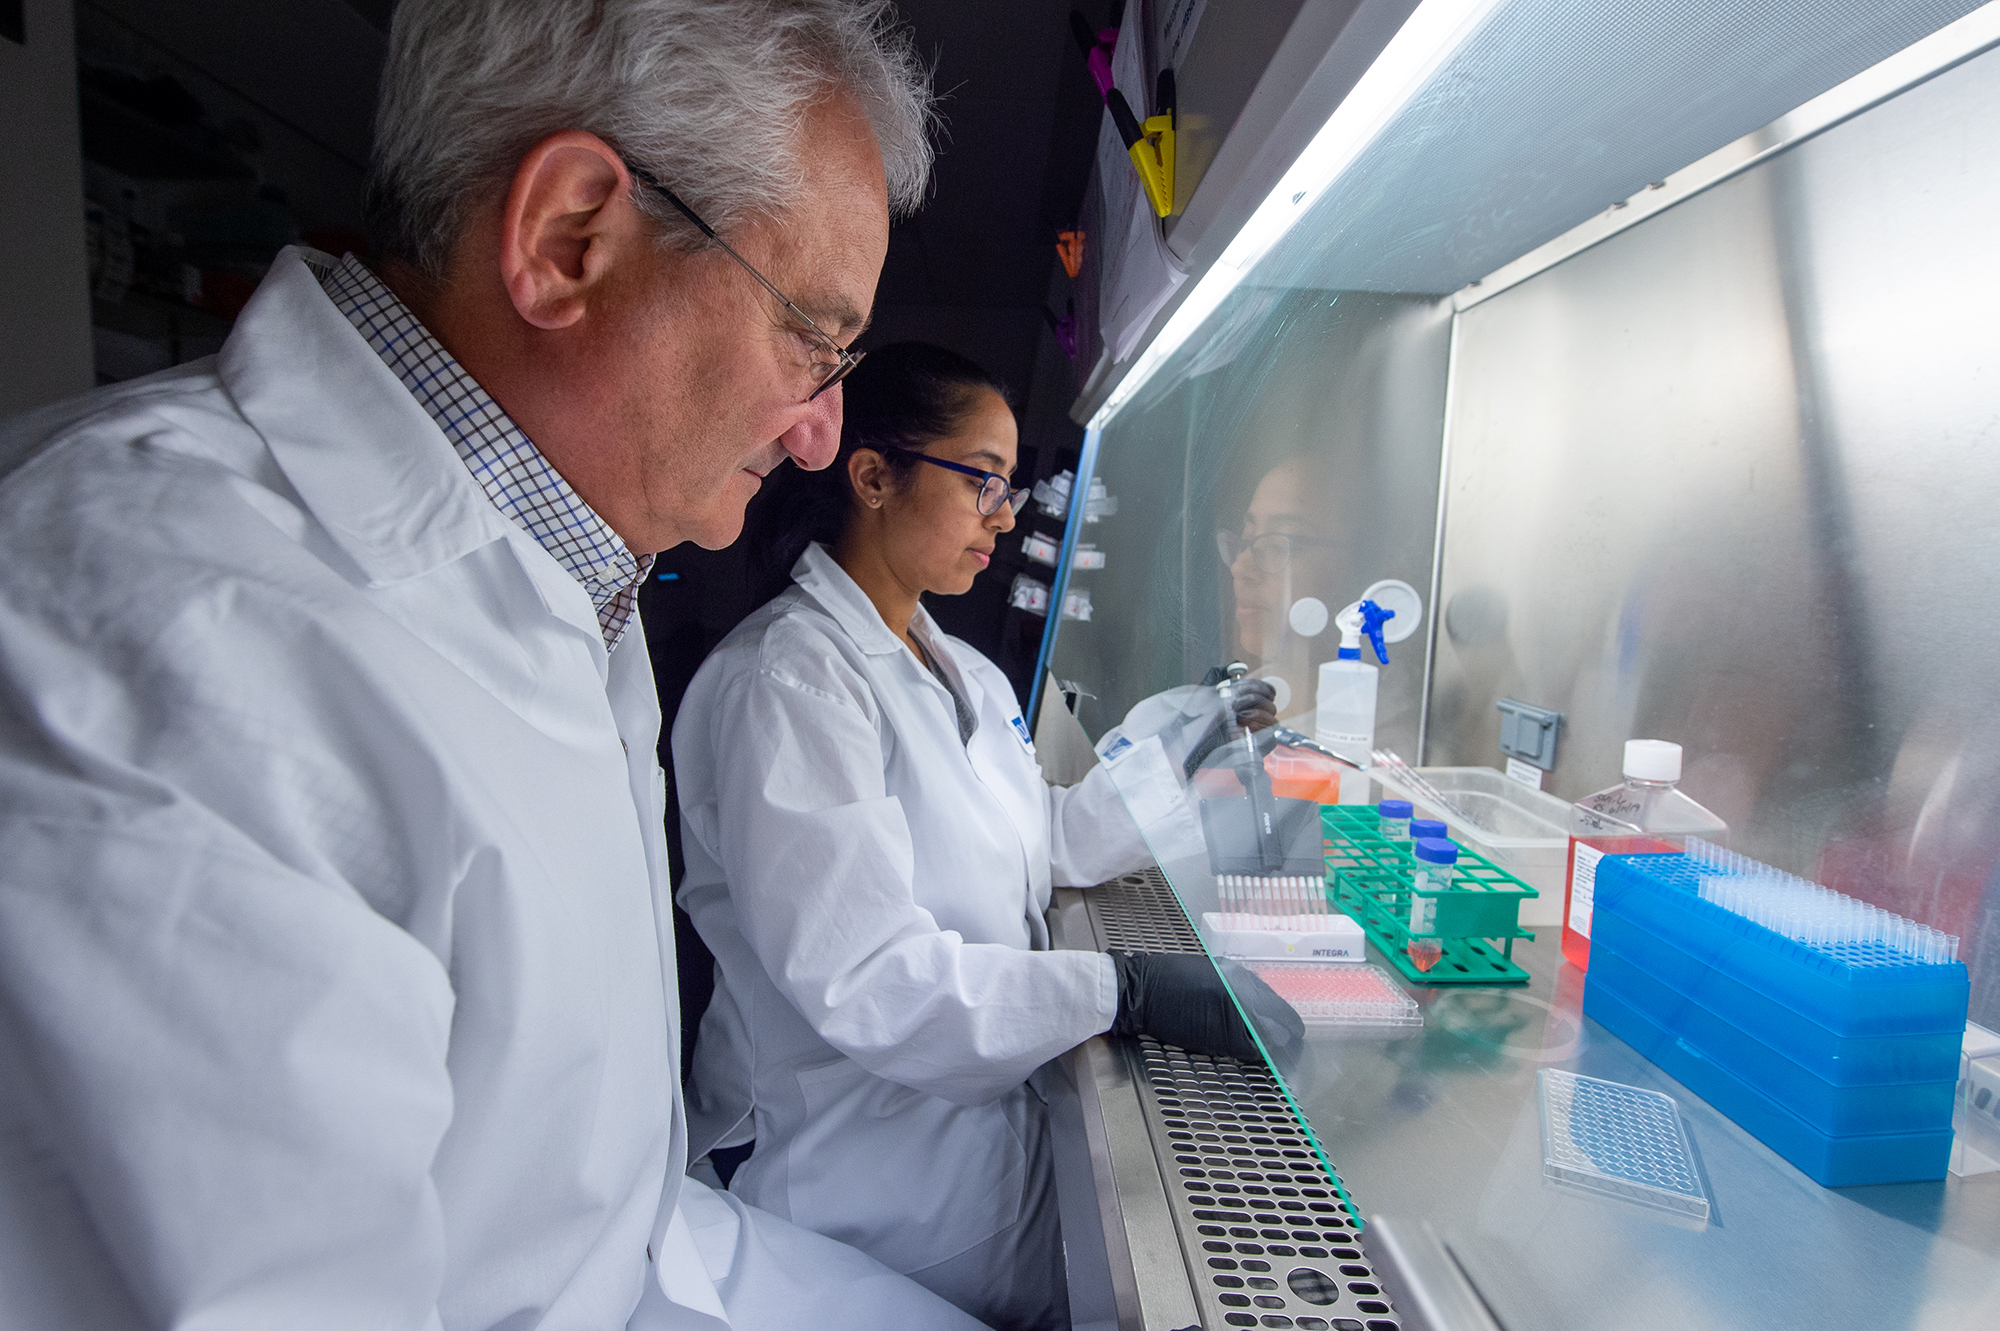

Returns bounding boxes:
[1538,1068,1710,1221]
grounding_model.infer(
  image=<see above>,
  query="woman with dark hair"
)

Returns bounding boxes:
[741,340,1015,608]
[670,344,1296,1330]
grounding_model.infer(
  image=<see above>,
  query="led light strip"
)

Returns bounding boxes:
[1088,0,1505,431]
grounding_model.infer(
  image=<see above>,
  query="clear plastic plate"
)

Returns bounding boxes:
[1242,961,1423,1031]
[1538,1068,1710,1220]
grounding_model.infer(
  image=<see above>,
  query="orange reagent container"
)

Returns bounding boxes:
[1562,739,1726,971]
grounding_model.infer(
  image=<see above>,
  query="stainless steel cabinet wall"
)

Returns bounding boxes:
[1430,41,2000,1025]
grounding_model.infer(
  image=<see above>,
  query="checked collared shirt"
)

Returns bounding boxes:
[316,252,652,650]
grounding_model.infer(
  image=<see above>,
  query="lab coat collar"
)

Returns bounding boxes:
[790,544,989,726]
[222,247,519,588]
[908,605,986,723]
[791,543,922,657]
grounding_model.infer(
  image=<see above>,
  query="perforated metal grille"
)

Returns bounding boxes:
[1090,870,1208,954]
[1086,872,1401,1330]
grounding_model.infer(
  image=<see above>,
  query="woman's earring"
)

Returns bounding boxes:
[869,497,881,507]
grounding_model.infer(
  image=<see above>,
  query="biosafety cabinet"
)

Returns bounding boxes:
[1036,3,2000,1327]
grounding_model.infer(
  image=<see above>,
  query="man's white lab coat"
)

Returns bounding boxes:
[0,249,982,1331]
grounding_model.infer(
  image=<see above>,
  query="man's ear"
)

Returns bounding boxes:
[498,131,640,330]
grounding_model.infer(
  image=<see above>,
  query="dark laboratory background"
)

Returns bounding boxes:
[39,0,1108,711]
[17,0,1123,1052]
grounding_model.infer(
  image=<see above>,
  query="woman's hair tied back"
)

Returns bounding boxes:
[749,341,1009,599]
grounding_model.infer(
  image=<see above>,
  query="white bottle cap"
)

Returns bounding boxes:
[1287,596,1329,638]
[1623,739,1682,782]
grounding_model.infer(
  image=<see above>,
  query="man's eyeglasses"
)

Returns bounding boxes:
[624,159,862,402]
[881,446,1030,517]
[1217,529,1345,573]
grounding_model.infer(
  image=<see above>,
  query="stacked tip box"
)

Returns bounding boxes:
[1584,852,1968,1187]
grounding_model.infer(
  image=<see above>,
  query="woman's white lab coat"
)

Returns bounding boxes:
[0,250,980,1331]
[673,544,1182,1308]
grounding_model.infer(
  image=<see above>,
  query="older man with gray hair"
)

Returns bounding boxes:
[0,2,988,1328]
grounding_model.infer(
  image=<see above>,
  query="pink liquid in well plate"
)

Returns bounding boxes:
[1243,962,1422,1028]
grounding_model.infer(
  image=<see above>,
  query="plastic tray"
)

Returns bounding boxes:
[1584,974,1954,1186]
[1593,855,1969,1036]
[1243,961,1423,1031]
[1591,909,1963,1086]
[1538,1068,1710,1220]
[1588,948,1957,1136]
[1322,804,1536,985]
[1954,1054,2000,1176]
[1373,767,1573,926]
[1201,911,1367,961]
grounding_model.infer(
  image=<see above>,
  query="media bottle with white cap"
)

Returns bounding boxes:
[1561,739,1727,971]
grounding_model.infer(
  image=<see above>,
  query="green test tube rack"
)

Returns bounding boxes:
[1320,805,1538,985]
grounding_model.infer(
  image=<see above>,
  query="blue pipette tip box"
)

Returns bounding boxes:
[1584,977,1955,1186]
[1586,851,1966,1185]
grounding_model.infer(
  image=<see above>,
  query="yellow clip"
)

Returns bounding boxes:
[1127,112,1175,218]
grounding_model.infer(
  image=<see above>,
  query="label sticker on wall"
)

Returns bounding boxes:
[1506,756,1545,790]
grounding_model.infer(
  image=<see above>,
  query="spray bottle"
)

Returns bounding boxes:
[1315,599,1394,794]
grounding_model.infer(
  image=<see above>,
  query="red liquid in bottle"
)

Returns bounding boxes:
[1561,833,1679,971]
[1561,744,1727,974]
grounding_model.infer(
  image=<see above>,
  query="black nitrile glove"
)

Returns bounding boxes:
[1229,677,1278,734]
[1180,676,1280,778]
[1195,668,1280,734]
[1110,951,1305,1064]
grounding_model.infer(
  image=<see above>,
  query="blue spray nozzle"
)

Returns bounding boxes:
[1358,599,1396,664]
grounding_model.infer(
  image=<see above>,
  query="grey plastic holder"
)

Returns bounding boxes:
[1496,698,1562,770]
[1538,1069,1710,1221]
